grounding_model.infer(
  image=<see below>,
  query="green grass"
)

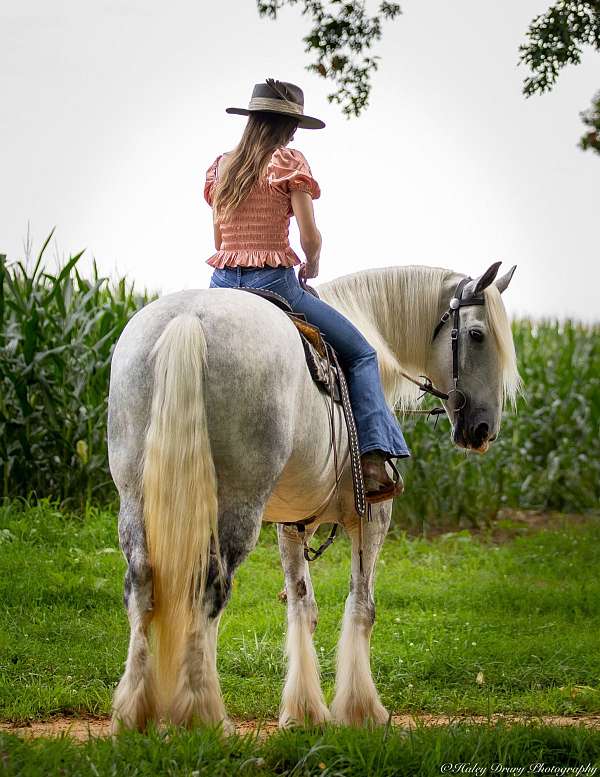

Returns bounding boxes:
[1,501,600,724]
[2,724,600,776]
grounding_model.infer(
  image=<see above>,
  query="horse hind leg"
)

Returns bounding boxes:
[169,504,264,731]
[112,493,157,732]
[169,602,228,730]
[277,524,330,727]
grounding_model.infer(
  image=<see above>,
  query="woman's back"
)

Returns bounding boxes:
[204,146,320,269]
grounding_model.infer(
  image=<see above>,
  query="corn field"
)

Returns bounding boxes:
[1,236,598,525]
[397,317,600,529]
[0,233,152,507]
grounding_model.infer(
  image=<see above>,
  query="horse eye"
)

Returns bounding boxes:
[469,328,484,342]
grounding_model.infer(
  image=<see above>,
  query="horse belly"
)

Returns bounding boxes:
[262,384,348,523]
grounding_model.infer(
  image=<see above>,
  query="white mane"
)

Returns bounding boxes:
[483,283,521,406]
[318,265,446,408]
[318,264,520,409]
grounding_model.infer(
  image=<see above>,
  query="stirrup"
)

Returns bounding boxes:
[364,458,404,504]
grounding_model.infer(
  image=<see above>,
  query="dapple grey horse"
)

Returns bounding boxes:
[107,262,518,731]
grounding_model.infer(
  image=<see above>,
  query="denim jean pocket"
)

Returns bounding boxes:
[245,268,293,293]
[210,269,236,288]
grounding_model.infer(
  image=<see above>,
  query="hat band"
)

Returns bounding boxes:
[248,96,304,116]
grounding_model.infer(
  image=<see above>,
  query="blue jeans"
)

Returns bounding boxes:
[209,266,410,459]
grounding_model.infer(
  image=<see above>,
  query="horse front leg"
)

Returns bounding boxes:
[331,502,392,726]
[277,523,330,726]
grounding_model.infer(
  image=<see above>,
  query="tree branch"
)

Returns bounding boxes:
[579,90,600,154]
[256,0,401,117]
[519,1,600,154]
[519,0,600,97]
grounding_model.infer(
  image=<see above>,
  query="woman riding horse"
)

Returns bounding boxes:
[205,78,409,503]
[109,76,517,732]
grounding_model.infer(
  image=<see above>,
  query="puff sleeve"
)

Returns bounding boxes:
[268,148,321,200]
[203,155,221,207]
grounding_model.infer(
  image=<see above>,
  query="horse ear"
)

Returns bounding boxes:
[462,261,502,299]
[495,265,516,294]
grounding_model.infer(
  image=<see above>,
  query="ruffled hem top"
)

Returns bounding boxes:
[204,146,320,269]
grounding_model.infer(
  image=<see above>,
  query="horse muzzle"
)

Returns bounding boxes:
[452,412,497,454]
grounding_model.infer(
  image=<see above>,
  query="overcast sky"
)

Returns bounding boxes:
[1,0,598,320]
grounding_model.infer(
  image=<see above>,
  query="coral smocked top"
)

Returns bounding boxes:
[204,147,320,268]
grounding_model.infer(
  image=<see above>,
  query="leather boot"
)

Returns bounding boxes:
[361,450,404,504]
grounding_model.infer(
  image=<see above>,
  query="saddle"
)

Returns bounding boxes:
[238,287,366,522]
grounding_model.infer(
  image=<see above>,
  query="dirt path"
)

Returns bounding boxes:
[3,714,600,741]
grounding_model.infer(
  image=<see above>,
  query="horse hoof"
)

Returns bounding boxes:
[330,699,390,727]
[220,717,236,736]
[279,703,331,728]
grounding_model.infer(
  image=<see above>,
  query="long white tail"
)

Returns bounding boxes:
[142,313,219,710]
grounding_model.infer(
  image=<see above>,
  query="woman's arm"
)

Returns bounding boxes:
[213,221,222,251]
[291,190,322,279]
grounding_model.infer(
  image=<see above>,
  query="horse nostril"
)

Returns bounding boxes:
[474,422,489,444]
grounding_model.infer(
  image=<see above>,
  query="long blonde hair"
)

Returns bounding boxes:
[212,112,298,222]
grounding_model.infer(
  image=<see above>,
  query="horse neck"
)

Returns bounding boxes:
[319,265,449,405]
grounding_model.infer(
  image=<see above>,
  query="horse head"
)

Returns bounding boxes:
[428,262,519,453]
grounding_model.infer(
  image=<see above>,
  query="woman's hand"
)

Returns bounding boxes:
[299,260,319,281]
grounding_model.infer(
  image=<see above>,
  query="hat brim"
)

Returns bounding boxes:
[226,106,325,130]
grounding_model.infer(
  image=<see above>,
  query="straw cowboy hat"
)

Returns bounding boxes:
[226,78,325,130]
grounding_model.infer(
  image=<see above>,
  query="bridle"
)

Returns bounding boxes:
[400,276,485,416]
[430,276,485,413]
